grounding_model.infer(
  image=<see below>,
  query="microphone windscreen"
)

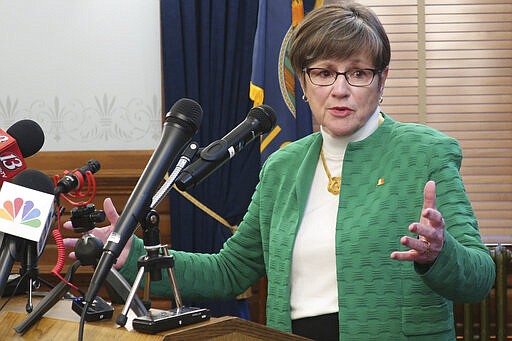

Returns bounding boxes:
[6,120,45,158]
[11,169,55,257]
[249,104,277,133]
[12,169,54,194]
[166,98,203,132]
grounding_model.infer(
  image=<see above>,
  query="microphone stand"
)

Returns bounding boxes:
[116,208,210,334]
[14,208,149,335]
[18,241,54,313]
[14,258,148,335]
[14,260,81,334]
[116,142,210,333]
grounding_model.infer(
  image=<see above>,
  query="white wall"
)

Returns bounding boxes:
[0,0,162,151]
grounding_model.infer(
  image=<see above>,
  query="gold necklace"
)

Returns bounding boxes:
[320,148,341,195]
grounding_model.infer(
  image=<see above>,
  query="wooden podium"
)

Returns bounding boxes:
[0,296,310,340]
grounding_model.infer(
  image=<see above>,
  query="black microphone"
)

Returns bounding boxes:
[175,104,276,191]
[54,159,101,195]
[0,120,45,186]
[84,98,203,305]
[6,119,45,158]
[0,169,55,297]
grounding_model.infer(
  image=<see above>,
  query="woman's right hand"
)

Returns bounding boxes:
[62,197,133,270]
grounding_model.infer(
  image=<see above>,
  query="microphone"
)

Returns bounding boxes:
[54,160,101,195]
[0,169,55,297]
[175,104,276,190]
[0,120,45,185]
[84,98,203,305]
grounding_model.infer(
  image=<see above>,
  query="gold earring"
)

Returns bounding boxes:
[302,94,308,102]
[379,96,383,104]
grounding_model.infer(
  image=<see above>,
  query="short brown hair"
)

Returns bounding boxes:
[289,1,390,76]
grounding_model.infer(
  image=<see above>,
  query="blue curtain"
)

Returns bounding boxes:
[160,0,259,319]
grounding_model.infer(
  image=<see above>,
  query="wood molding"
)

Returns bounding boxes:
[26,150,154,193]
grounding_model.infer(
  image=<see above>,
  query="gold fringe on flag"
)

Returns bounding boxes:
[172,184,238,234]
[291,0,304,27]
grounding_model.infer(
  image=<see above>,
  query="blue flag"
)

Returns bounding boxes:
[250,0,321,162]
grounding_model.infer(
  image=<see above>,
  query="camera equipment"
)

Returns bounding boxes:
[72,296,114,322]
[70,203,106,233]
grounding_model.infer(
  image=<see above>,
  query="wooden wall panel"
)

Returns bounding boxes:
[424,1,512,242]
[359,0,512,243]
[375,1,421,124]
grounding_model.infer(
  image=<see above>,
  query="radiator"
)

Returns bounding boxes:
[461,244,511,341]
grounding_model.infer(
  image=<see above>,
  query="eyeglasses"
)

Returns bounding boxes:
[303,67,380,87]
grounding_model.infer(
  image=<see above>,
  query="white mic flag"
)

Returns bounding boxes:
[0,181,54,246]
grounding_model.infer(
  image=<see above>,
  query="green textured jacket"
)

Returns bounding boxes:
[121,114,495,340]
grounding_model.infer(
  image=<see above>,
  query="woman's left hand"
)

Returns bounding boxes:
[390,180,445,264]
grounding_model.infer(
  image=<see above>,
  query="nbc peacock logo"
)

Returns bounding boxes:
[0,198,42,228]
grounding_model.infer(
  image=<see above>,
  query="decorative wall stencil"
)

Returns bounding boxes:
[0,1,162,151]
[0,94,162,151]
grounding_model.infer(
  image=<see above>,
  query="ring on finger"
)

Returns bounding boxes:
[420,239,431,256]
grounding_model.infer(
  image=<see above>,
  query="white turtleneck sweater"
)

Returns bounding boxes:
[290,108,381,320]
